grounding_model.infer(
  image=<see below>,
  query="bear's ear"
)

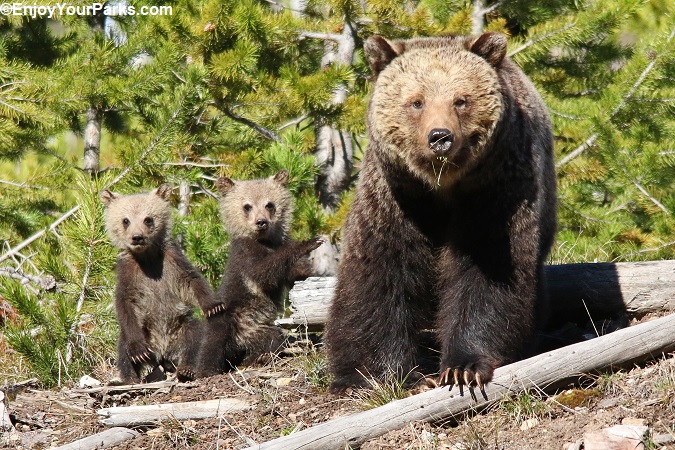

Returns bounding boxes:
[470,32,507,67]
[99,190,118,207]
[215,177,235,196]
[364,35,404,78]
[272,169,290,187]
[154,184,173,200]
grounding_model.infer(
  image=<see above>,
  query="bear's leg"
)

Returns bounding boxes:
[116,337,142,384]
[326,262,433,393]
[197,316,243,377]
[176,318,204,382]
[436,250,538,393]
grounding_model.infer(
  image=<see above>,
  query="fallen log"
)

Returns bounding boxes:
[278,260,675,328]
[98,398,252,427]
[53,427,139,450]
[249,312,675,450]
[72,380,190,395]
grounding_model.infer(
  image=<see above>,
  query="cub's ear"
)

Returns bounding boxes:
[215,177,235,196]
[470,32,507,67]
[364,35,404,79]
[272,169,290,187]
[99,190,118,207]
[154,184,173,200]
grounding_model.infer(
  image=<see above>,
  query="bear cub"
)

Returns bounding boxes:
[101,185,218,383]
[198,170,323,376]
[324,33,557,394]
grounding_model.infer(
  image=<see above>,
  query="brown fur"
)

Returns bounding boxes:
[324,33,557,392]
[198,171,323,376]
[101,185,217,383]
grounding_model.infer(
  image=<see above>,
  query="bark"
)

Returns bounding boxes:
[53,427,139,450]
[83,107,102,174]
[98,398,252,427]
[278,260,675,328]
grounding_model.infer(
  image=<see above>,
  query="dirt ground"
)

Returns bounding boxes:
[2,333,675,450]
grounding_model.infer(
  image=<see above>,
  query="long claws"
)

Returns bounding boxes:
[476,374,488,401]
[206,303,226,318]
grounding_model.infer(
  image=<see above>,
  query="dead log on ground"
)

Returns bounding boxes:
[249,312,675,450]
[97,398,252,427]
[53,427,139,450]
[72,380,190,395]
[278,260,675,328]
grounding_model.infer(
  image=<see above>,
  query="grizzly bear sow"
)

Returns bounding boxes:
[324,33,557,393]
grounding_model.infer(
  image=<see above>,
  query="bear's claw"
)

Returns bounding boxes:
[206,302,226,318]
[438,367,488,402]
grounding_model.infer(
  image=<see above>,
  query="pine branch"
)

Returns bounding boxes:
[558,26,675,167]
[621,166,671,216]
[0,205,80,265]
[508,22,577,57]
[0,179,52,190]
[218,103,280,142]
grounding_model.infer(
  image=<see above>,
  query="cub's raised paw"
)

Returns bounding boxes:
[205,302,226,318]
[303,237,325,253]
[126,340,155,365]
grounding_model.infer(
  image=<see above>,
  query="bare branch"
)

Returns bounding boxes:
[0,205,80,264]
[0,267,56,290]
[620,166,671,216]
[556,133,598,168]
[298,31,342,42]
[0,179,52,190]
[162,161,230,169]
[279,114,309,131]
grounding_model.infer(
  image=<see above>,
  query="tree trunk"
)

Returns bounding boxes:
[472,0,485,35]
[83,107,102,174]
[311,20,357,276]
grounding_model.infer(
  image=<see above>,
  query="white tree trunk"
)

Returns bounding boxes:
[83,107,101,174]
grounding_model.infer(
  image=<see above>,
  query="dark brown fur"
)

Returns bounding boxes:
[324,33,557,393]
[101,185,218,383]
[198,171,323,376]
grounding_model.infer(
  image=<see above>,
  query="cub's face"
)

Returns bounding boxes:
[100,185,172,255]
[216,170,293,244]
[366,34,506,188]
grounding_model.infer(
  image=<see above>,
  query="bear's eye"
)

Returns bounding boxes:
[454,97,467,108]
[243,204,252,213]
[411,99,424,110]
[122,218,130,227]
[265,202,275,212]
[144,217,154,227]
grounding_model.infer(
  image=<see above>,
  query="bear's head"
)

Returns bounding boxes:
[100,185,173,255]
[364,33,507,188]
[215,170,294,246]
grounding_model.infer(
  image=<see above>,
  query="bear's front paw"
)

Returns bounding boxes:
[126,340,155,365]
[302,237,325,254]
[439,355,498,401]
[205,302,226,318]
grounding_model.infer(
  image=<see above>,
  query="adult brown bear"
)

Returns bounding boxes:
[324,33,557,394]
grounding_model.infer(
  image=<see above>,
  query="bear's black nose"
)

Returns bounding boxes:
[256,219,269,230]
[131,234,144,245]
[428,128,454,155]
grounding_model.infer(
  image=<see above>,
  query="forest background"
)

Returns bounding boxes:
[0,0,673,387]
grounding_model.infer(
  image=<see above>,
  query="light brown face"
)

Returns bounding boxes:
[240,196,279,239]
[216,171,294,243]
[368,44,504,188]
[100,186,172,254]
